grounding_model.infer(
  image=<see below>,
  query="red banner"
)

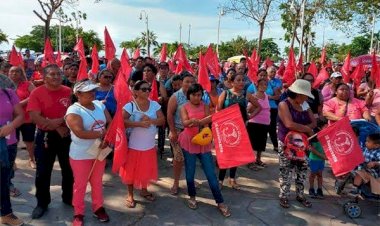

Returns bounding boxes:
[212,104,255,169]
[317,117,364,176]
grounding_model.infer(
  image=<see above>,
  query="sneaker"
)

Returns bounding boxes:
[309,188,317,198]
[31,206,47,219]
[72,215,84,226]
[1,213,24,226]
[93,207,109,222]
[316,188,324,199]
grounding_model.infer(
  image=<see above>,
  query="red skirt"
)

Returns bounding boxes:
[119,147,158,189]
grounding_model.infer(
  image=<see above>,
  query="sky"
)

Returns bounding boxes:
[0,0,377,57]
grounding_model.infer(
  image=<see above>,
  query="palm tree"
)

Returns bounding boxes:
[120,38,141,56]
[138,30,158,56]
[0,29,8,44]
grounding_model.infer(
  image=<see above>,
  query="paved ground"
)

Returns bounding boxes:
[8,142,380,226]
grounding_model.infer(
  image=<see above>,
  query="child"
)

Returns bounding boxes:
[308,137,327,199]
[352,133,380,194]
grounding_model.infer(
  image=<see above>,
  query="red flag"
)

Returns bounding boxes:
[204,45,221,77]
[42,38,55,67]
[73,38,85,59]
[317,117,364,176]
[277,60,285,77]
[307,61,318,78]
[149,79,159,101]
[198,52,211,93]
[296,53,303,73]
[175,61,184,75]
[133,48,140,59]
[261,56,273,69]
[341,52,351,83]
[320,47,326,64]
[173,44,193,74]
[9,45,22,66]
[104,68,132,174]
[212,104,255,169]
[243,50,258,84]
[76,59,88,81]
[56,50,62,67]
[313,67,329,89]
[283,47,296,86]
[91,45,99,75]
[18,52,24,67]
[120,48,131,79]
[371,51,380,88]
[168,60,175,72]
[326,59,333,69]
[104,27,116,60]
[159,43,167,62]
[250,49,259,63]
[351,63,365,90]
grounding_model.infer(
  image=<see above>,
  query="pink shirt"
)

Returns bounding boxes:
[323,97,368,123]
[0,89,20,145]
[178,102,212,154]
[369,89,380,116]
[249,94,270,125]
[322,83,354,102]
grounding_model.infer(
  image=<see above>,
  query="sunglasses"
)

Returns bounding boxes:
[140,87,152,92]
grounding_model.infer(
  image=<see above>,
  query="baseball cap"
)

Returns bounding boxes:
[330,72,343,78]
[73,80,99,93]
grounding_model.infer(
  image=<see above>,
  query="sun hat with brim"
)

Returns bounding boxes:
[73,80,99,94]
[330,72,342,78]
[288,79,314,99]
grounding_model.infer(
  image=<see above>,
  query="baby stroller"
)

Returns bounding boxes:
[334,119,380,218]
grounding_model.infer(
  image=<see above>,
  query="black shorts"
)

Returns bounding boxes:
[16,123,36,142]
[246,122,269,152]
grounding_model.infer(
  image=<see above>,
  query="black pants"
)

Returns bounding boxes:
[269,108,279,149]
[34,129,73,208]
[218,167,237,181]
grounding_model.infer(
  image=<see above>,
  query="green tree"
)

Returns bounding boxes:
[223,0,275,54]
[0,29,8,44]
[120,38,141,56]
[260,38,281,61]
[14,25,102,53]
[137,30,158,56]
[349,35,371,57]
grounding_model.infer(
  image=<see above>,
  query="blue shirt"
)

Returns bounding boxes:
[247,83,257,94]
[267,78,282,109]
[95,88,117,116]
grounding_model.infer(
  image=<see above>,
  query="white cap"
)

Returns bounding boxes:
[330,72,343,78]
[288,79,314,99]
[73,80,99,93]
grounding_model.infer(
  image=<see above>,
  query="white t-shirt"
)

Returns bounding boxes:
[123,100,161,151]
[65,100,106,160]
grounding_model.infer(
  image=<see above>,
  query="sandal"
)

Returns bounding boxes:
[279,197,290,208]
[170,186,179,195]
[140,192,156,201]
[187,199,198,210]
[125,199,136,208]
[217,204,231,217]
[296,196,312,208]
[229,179,240,190]
[10,187,21,197]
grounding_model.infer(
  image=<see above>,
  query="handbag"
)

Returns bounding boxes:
[191,127,213,146]
[283,131,309,162]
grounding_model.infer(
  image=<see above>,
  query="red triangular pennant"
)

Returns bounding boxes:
[283,47,296,86]
[198,52,211,93]
[42,38,55,67]
[341,52,351,84]
[104,27,116,60]
[159,43,167,62]
[91,45,99,75]
[307,61,318,78]
[313,67,329,89]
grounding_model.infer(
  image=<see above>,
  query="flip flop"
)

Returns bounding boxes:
[217,204,231,217]
[279,197,290,208]
[229,180,240,190]
[296,196,312,208]
[187,199,198,210]
[125,199,136,208]
[140,192,156,201]
[170,186,179,195]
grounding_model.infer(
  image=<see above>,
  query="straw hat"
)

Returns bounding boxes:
[288,79,314,99]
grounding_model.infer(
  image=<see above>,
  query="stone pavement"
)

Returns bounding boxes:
[8,143,380,226]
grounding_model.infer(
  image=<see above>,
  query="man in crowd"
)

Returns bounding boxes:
[27,64,73,219]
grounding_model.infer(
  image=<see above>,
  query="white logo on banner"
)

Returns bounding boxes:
[220,121,241,147]
[333,131,354,155]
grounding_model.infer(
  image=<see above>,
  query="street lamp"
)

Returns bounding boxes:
[216,7,225,58]
[298,0,306,59]
[139,10,150,56]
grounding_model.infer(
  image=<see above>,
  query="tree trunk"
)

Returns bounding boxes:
[257,22,264,55]
[290,19,297,49]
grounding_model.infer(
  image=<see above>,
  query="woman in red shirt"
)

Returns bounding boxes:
[9,66,36,169]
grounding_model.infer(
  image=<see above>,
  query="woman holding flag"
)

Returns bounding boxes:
[121,80,165,208]
[65,79,112,225]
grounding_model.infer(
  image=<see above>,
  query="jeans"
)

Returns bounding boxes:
[183,150,224,204]
[0,144,17,216]
[34,129,73,208]
[7,144,17,189]
[218,167,237,181]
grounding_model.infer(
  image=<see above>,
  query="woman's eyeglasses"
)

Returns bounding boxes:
[140,87,152,92]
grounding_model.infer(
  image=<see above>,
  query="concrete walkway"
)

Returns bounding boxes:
[8,143,380,226]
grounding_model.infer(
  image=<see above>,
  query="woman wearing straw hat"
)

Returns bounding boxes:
[277,79,316,209]
[65,79,112,225]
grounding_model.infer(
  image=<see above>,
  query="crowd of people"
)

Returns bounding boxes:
[1,51,380,226]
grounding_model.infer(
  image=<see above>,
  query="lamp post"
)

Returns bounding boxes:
[139,10,150,56]
[298,0,306,59]
[188,24,191,46]
[216,7,225,58]
[179,23,182,43]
